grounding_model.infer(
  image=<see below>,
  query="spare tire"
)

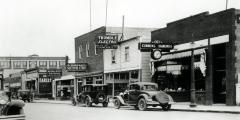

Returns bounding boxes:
[155,91,169,104]
[96,93,107,103]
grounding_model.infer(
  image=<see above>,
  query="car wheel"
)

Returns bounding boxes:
[114,99,121,109]
[71,98,76,106]
[85,97,92,107]
[102,102,108,107]
[162,104,171,111]
[138,98,147,111]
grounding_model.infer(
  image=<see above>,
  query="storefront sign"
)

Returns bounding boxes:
[138,42,174,52]
[39,69,62,78]
[66,63,88,72]
[96,34,118,49]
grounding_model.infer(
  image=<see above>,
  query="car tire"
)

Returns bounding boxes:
[71,98,76,106]
[102,102,108,107]
[162,104,171,111]
[114,99,121,109]
[138,98,147,111]
[85,97,92,107]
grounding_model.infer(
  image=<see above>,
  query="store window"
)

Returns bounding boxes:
[111,50,116,64]
[154,55,206,92]
[125,46,130,62]
[130,70,138,79]
[86,77,93,84]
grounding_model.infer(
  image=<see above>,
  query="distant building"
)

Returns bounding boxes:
[0,54,66,78]
[0,55,66,97]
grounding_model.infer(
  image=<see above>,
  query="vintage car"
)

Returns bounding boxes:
[72,84,109,107]
[18,90,34,102]
[0,90,25,119]
[113,82,174,111]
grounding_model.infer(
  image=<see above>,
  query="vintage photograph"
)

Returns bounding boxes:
[0,0,240,120]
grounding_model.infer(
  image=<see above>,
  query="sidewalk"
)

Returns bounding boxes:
[33,99,240,114]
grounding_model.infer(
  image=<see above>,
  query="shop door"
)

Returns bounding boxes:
[212,43,226,103]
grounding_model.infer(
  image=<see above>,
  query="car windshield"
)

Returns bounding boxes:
[142,85,157,91]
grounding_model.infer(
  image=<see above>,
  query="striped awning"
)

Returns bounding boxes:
[158,48,205,61]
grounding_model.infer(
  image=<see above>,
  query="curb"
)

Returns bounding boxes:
[171,108,240,114]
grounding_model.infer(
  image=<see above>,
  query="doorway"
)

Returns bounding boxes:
[212,43,226,103]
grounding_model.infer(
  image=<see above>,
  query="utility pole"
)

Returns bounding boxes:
[226,0,228,10]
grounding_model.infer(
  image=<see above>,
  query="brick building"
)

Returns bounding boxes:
[74,26,156,95]
[151,8,240,105]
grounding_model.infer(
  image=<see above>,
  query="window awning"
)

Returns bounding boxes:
[158,48,205,61]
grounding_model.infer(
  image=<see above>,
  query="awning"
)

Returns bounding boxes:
[158,48,205,61]
[75,71,103,78]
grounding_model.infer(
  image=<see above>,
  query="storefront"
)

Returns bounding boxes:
[104,70,140,95]
[152,9,240,105]
[22,68,62,98]
[52,75,75,100]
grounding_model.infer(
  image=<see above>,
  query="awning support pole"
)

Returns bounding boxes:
[190,49,197,107]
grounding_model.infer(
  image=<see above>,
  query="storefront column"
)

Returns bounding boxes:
[205,38,213,105]
[190,49,197,107]
[112,74,115,97]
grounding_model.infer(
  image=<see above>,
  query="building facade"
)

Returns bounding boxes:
[104,36,154,95]
[74,26,156,95]
[151,8,240,105]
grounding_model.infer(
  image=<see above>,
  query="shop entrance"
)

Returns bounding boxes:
[212,43,226,103]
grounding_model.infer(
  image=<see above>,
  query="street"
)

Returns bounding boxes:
[24,103,240,120]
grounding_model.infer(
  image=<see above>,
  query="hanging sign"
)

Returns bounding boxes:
[138,42,174,52]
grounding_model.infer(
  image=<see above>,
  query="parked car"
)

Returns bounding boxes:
[72,84,109,107]
[113,82,174,111]
[0,90,25,119]
[18,90,33,102]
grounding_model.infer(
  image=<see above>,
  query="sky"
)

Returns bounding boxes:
[0,0,240,62]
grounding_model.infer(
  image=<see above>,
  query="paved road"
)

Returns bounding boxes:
[24,103,240,120]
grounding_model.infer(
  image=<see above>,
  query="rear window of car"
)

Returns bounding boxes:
[142,85,157,91]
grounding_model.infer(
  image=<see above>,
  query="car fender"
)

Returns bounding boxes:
[85,95,92,102]
[138,94,149,101]
[113,96,125,105]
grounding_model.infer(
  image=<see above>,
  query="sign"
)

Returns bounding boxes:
[96,44,118,49]
[66,63,88,72]
[138,42,174,52]
[38,69,62,78]
[96,34,118,49]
